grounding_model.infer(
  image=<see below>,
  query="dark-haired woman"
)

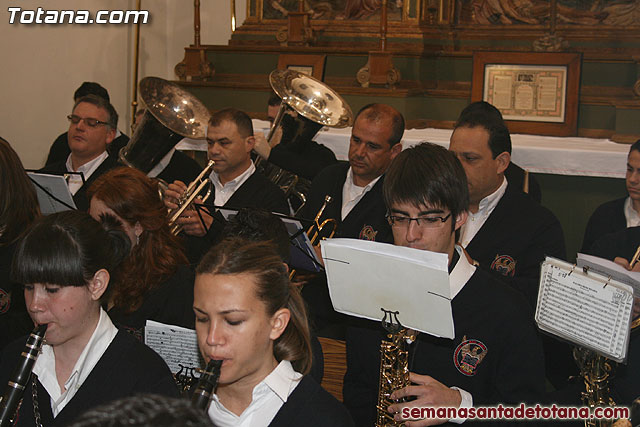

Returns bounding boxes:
[0,211,178,426]
[194,237,354,426]
[87,167,194,336]
[0,137,40,350]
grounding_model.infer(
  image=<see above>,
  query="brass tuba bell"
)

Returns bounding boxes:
[256,69,353,213]
[119,76,211,174]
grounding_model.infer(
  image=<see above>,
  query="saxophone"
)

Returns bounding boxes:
[376,310,417,427]
[574,347,616,427]
[0,324,47,427]
[191,359,223,412]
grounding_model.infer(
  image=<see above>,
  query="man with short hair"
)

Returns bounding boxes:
[448,101,565,306]
[298,103,403,339]
[300,103,404,243]
[164,108,289,260]
[343,143,546,426]
[582,139,640,252]
[45,82,129,166]
[41,95,120,211]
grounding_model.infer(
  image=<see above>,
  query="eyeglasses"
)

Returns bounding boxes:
[67,114,110,128]
[386,213,452,228]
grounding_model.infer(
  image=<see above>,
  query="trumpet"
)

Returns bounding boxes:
[168,159,215,235]
[306,195,338,245]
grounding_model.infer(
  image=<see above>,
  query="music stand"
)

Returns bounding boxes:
[27,171,82,213]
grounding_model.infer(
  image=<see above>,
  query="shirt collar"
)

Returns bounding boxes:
[624,196,640,227]
[209,161,256,192]
[449,245,476,299]
[476,176,507,214]
[258,359,301,402]
[345,167,381,193]
[33,308,118,416]
[65,150,108,175]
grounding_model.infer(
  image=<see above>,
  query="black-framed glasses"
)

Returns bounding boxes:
[67,114,110,128]
[386,213,452,228]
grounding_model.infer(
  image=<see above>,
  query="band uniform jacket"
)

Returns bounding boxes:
[0,329,179,426]
[581,197,626,253]
[183,169,290,264]
[268,375,354,427]
[299,162,392,244]
[45,132,129,167]
[107,264,196,338]
[39,153,120,212]
[464,183,566,307]
[268,137,338,181]
[343,268,546,427]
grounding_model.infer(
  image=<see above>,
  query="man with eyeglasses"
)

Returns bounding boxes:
[45,82,129,167]
[41,94,120,211]
[343,143,546,427]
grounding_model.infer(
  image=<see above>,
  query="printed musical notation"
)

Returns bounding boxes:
[536,258,634,362]
[145,320,204,374]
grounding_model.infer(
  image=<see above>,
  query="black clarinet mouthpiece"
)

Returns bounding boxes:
[191,359,223,412]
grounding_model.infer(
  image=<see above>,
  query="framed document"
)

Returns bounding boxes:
[472,52,582,137]
[277,54,326,81]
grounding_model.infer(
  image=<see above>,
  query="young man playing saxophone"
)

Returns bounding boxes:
[343,143,546,426]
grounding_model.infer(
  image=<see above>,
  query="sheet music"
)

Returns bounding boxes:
[576,252,640,296]
[321,238,454,339]
[27,172,76,213]
[145,320,204,374]
[536,257,634,362]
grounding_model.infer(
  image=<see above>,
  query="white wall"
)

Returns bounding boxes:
[0,0,237,169]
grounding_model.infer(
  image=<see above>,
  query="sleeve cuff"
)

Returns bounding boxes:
[448,387,473,424]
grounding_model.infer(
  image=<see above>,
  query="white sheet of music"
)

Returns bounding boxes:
[27,172,76,214]
[536,257,634,362]
[145,320,204,374]
[321,238,454,339]
[576,252,640,296]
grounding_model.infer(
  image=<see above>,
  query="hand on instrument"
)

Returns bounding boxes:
[313,245,324,267]
[387,373,462,427]
[163,180,187,210]
[174,196,213,237]
[254,133,272,160]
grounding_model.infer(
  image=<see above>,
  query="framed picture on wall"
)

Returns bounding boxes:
[277,54,326,81]
[471,52,582,136]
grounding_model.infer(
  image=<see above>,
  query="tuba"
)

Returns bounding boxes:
[257,69,353,213]
[119,76,211,174]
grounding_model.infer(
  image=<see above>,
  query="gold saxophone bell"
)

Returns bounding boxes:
[168,160,215,236]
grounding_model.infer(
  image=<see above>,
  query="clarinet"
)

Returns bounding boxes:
[191,359,222,411]
[0,324,47,427]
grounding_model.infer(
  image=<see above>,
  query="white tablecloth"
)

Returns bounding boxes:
[177,119,630,179]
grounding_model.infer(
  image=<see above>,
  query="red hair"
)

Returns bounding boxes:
[88,167,188,312]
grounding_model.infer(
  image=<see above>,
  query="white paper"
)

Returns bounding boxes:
[145,320,204,374]
[321,238,454,339]
[27,172,76,214]
[536,257,634,362]
[576,252,640,296]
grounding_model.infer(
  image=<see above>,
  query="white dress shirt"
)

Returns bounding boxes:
[209,162,256,207]
[33,308,118,417]
[341,167,381,220]
[459,177,508,247]
[208,360,303,427]
[148,148,176,179]
[624,197,640,227]
[447,245,476,423]
[65,151,109,195]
